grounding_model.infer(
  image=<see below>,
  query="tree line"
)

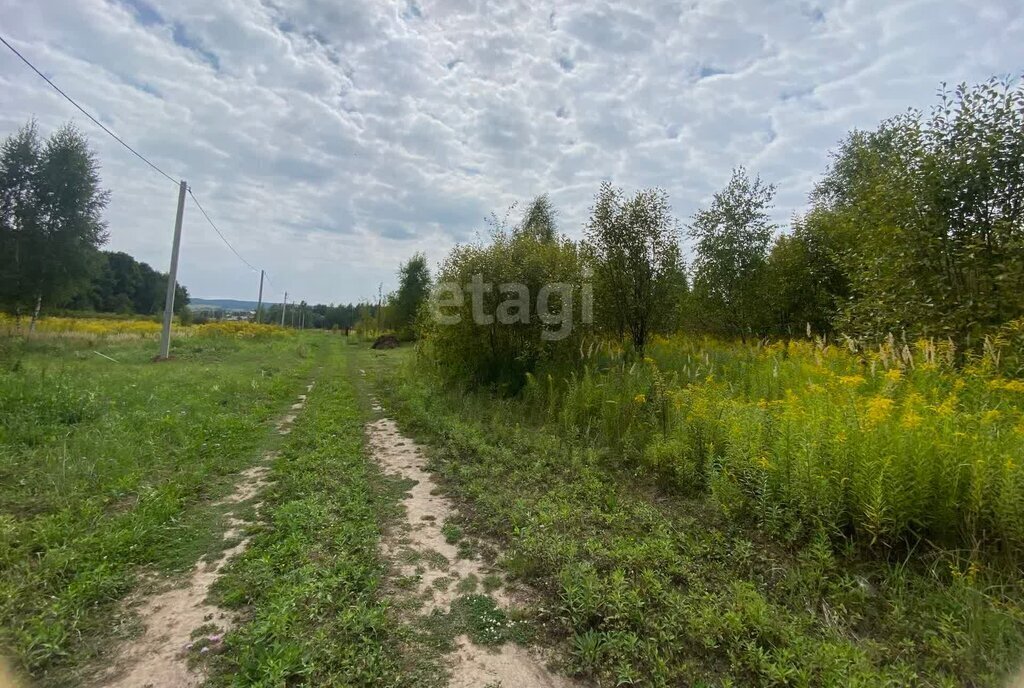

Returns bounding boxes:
[408,77,1024,387]
[0,121,189,326]
[283,254,430,335]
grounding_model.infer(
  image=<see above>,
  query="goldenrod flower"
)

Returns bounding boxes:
[865,396,894,426]
[900,410,922,429]
[934,396,957,417]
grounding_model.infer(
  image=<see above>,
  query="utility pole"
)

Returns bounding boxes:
[376,283,383,335]
[255,269,264,324]
[300,304,305,330]
[158,180,187,360]
[280,292,287,327]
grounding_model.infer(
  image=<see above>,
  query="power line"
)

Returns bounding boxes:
[186,187,260,273]
[3,32,300,313]
[0,33,179,186]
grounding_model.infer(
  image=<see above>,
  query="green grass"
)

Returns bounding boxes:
[0,331,319,684]
[9,328,1020,687]
[366,345,1024,687]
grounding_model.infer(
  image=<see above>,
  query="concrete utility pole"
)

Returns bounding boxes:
[280,292,287,326]
[158,180,187,360]
[255,269,264,324]
[376,283,383,335]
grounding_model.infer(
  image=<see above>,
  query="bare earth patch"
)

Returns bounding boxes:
[96,385,313,688]
[366,414,578,688]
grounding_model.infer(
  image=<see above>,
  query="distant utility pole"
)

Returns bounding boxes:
[376,283,383,335]
[255,269,264,323]
[280,292,287,326]
[158,180,187,360]
[300,305,305,330]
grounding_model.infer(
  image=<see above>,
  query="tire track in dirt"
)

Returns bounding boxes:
[366,410,578,688]
[97,382,315,688]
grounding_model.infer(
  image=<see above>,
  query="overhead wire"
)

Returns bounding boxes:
[1,32,293,304]
[0,33,179,187]
[186,187,260,273]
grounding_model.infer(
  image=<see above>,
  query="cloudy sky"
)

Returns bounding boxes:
[2,0,1022,304]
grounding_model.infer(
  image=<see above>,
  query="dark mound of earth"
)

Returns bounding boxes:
[371,335,400,349]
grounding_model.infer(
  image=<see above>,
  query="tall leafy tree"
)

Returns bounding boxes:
[0,121,44,317]
[811,78,1024,345]
[585,183,685,354]
[0,121,109,327]
[687,167,776,339]
[391,252,432,340]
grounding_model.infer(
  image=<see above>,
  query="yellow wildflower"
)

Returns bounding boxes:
[633,393,647,404]
[1003,380,1024,393]
[900,410,922,429]
[981,409,1002,425]
[838,375,866,388]
[884,368,902,383]
[865,396,894,426]
[934,395,958,417]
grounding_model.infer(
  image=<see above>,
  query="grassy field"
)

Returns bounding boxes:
[3,321,1023,687]
[371,335,1024,687]
[0,325,320,684]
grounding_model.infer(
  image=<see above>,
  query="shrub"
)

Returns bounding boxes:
[425,219,591,391]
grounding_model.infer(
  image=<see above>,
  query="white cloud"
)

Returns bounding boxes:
[1,0,1022,302]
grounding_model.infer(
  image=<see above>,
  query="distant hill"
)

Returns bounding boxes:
[190,298,264,312]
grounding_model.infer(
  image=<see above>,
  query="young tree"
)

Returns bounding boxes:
[687,168,776,339]
[763,213,850,336]
[584,183,685,355]
[519,194,557,243]
[0,121,109,328]
[391,252,432,340]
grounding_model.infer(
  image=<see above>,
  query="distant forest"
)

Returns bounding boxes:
[65,250,188,316]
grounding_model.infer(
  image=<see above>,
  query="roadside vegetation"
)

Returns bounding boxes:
[375,336,1024,685]
[367,77,1024,685]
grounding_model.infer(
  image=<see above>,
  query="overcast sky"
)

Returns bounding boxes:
[2,0,1022,304]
